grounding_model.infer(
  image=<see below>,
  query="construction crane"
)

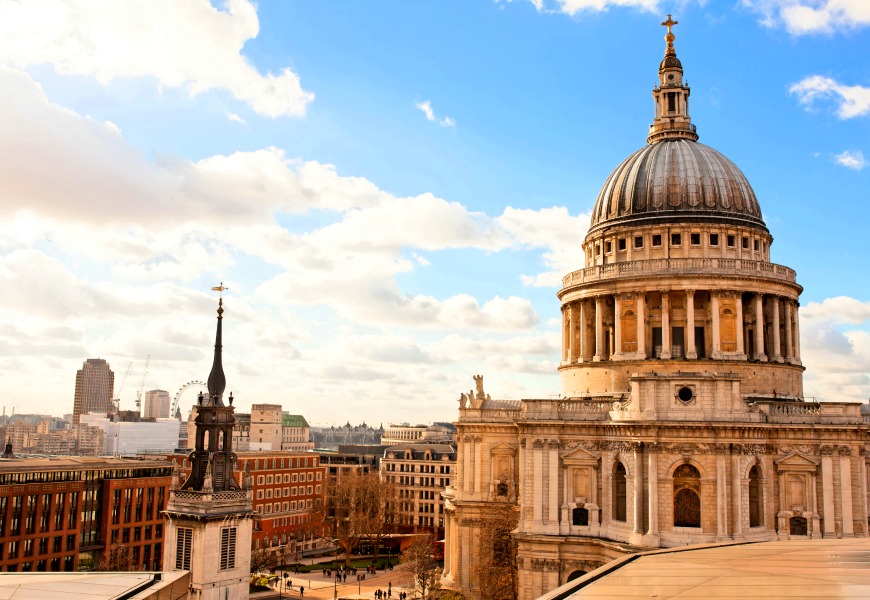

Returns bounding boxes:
[135,354,150,411]
[112,361,133,413]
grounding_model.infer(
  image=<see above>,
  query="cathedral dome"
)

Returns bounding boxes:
[587,139,766,235]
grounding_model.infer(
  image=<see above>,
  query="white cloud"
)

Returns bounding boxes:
[498,206,590,287]
[226,112,246,124]
[416,100,455,127]
[507,0,659,15]
[0,0,313,118]
[789,75,870,119]
[798,296,870,404]
[834,150,868,170]
[745,0,870,34]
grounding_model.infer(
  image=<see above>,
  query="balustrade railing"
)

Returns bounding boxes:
[562,258,797,288]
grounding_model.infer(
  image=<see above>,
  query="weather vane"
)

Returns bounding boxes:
[211,282,228,299]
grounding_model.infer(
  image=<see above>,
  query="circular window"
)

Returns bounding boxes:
[667,74,675,80]
[677,386,694,403]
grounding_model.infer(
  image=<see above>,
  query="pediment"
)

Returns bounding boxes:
[561,446,599,466]
[775,452,819,471]
[490,442,516,455]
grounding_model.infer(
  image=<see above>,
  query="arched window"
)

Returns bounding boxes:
[612,462,627,522]
[720,307,737,352]
[566,570,587,582]
[622,309,637,353]
[673,464,701,528]
[748,465,761,527]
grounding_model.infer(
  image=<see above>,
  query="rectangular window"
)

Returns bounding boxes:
[634,236,643,249]
[175,528,192,570]
[709,233,719,246]
[742,236,749,249]
[690,233,700,245]
[753,239,759,251]
[220,527,236,570]
[257,476,264,485]
[605,241,612,254]
[307,473,313,482]
[671,233,681,246]
[652,234,662,247]
[617,238,626,251]
[727,234,736,248]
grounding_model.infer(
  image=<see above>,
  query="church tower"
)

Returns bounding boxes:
[164,295,253,600]
[444,16,869,600]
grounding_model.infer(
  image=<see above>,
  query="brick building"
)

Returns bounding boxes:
[169,451,326,560]
[0,455,172,572]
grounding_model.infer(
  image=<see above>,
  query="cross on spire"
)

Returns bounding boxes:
[662,14,678,35]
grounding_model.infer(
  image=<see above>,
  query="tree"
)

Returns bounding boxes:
[325,469,398,567]
[470,471,519,600]
[98,545,134,571]
[250,546,280,574]
[401,534,441,600]
[357,470,399,563]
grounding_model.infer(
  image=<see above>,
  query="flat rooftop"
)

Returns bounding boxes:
[543,538,870,599]
[0,571,190,599]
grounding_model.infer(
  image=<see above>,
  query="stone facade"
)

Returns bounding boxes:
[442,19,870,600]
[381,443,456,534]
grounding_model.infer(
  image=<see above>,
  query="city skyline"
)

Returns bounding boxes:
[1,1,869,425]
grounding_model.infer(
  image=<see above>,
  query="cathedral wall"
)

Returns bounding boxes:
[560,360,803,400]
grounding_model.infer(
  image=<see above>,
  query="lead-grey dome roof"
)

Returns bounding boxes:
[587,139,767,235]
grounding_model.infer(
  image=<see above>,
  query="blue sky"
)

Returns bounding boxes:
[1,0,869,425]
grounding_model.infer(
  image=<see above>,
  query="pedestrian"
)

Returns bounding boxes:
[300,586,305,598]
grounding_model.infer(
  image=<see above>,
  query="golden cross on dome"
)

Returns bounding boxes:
[662,14,678,35]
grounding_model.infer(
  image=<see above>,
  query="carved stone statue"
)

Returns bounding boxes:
[459,393,467,409]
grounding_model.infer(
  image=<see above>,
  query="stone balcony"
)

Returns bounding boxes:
[561,258,797,290]
[165,487,253,518]
[747,398,865,425]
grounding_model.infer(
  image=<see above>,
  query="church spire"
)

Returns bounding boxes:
[647,15,699,144]
[207,286,227,406]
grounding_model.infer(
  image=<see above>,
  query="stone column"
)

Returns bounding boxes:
[717,453,729,541]
[771,297,783,362]
[548,441,560,531]
[613,294,623,359]
[646,447,659,546]
[533,441,543,526]
[568,303,577,364]
[736,293,745,357]
[473,436,482,496]
[594,296,604,362]
[821,450,835,537]
[840,450,854,537]
[579,300,588,362]
[630,445,644,545]
[462,436,472,494]
[784,301,794,363]
[731,452,743,539]
[794,303,802,363]
[711,291,721,359]
[660,291,671,359]
[637,293,647,358]
[686,289,697,359]
[755,293,767,362]
[561,308,569,364]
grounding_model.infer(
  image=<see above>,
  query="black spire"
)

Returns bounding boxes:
[207,298,226,406]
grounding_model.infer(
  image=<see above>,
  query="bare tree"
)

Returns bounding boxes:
[250,546,280,574]
[357,471,399,563]
[470,470,519,600]
[401,534,441,600]
[98,545,134,571]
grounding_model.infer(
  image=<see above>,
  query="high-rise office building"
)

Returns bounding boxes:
[72,359,114,425]
[143,389,171,419]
